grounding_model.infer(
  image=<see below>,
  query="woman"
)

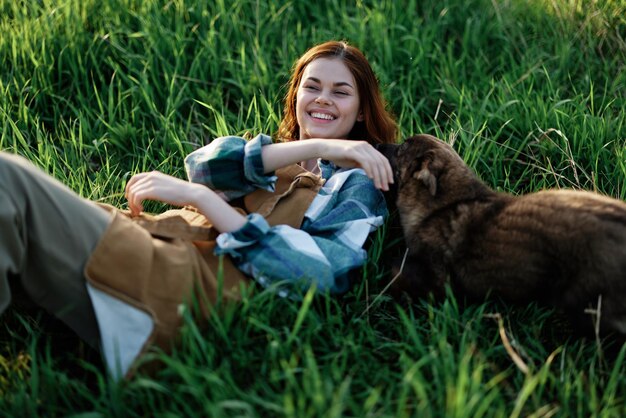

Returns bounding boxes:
[0,40,398,378]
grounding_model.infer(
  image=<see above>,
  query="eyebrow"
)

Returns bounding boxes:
[305,77,354,89]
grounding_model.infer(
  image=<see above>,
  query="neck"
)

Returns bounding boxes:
[301,159,320,174]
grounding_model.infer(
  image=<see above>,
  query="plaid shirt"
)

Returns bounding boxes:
[185,134,388,296]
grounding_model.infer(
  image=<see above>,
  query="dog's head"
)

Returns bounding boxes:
[378,134,489,231]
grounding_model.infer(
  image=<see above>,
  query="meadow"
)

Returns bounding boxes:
[1,0,625,416]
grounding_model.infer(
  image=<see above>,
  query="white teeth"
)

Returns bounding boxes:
[310,112,335,120]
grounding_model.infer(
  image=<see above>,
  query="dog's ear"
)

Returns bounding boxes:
[414,151,440,196]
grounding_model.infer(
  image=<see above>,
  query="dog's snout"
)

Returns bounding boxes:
[375,143,398,159]
[375,143,399,172]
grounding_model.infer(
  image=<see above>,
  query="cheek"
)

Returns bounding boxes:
[295,96,308,121]
[296,88,313,108]
[344,99,361,120]
[295,92,305,110]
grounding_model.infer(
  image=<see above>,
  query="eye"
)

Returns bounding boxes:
[334,90,349,96]
[304,85,319,91]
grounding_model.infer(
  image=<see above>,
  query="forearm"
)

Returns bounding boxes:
[190,185,247,233]
[261,140,323,173]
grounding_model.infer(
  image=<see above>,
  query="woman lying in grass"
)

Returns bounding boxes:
[0,41,397,379]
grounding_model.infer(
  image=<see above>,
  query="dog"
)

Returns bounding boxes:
[378,134,626,338]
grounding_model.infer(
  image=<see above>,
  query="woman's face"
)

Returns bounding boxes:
[296,58,363,140]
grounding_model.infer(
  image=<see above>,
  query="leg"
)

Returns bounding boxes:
[0,152,111,347]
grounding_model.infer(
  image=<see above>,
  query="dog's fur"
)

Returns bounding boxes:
[378,134,626,337]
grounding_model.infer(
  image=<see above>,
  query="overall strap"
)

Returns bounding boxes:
[244,164,325,228]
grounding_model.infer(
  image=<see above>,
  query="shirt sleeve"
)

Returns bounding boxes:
[184,134,278,201]
[214,168,388,297]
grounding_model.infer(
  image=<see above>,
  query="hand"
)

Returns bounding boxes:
[318,139,394,191]
[125,170,247,232]
[125,171,201,216]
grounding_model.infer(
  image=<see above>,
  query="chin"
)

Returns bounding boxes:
[305,129,349,140]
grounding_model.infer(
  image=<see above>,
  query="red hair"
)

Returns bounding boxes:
[277,41,397,145]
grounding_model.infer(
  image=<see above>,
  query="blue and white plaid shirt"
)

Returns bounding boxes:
[185,134,388,296]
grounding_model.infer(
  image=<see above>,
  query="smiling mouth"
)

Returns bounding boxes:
[310,112,336,121]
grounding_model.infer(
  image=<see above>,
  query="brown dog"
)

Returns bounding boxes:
[378,134,626,338]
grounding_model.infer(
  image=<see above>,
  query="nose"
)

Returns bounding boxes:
[314,91,332,105]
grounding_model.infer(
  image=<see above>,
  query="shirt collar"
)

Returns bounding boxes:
[318,159,338,180]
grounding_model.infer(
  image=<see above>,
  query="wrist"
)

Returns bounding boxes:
[302,138,325,161]
[313,139,326,159]
[188,182,214,207]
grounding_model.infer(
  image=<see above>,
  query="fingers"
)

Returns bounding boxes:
[381,160,393,190]
[125,175,143,216]
[354,142,393,191]
[372,148,393,191]
[125,171,199,216]
[125,171,159,216]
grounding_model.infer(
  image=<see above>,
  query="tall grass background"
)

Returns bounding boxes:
[1,0,625,416]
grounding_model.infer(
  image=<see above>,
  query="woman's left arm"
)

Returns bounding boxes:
[125,171,247,232]
[123,169,362,295]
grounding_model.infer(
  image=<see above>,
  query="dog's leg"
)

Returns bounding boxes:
[389,252,447,303]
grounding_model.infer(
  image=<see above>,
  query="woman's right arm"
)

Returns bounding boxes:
[261,139,393,191]
[185,134,393,195]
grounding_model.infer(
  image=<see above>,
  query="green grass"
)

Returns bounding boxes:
[1,0,625,416]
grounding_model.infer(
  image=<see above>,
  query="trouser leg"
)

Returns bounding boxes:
[0,152,111,347]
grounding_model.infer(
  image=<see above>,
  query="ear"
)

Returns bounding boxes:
[356,110,364,122]
[413,152,439,196]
